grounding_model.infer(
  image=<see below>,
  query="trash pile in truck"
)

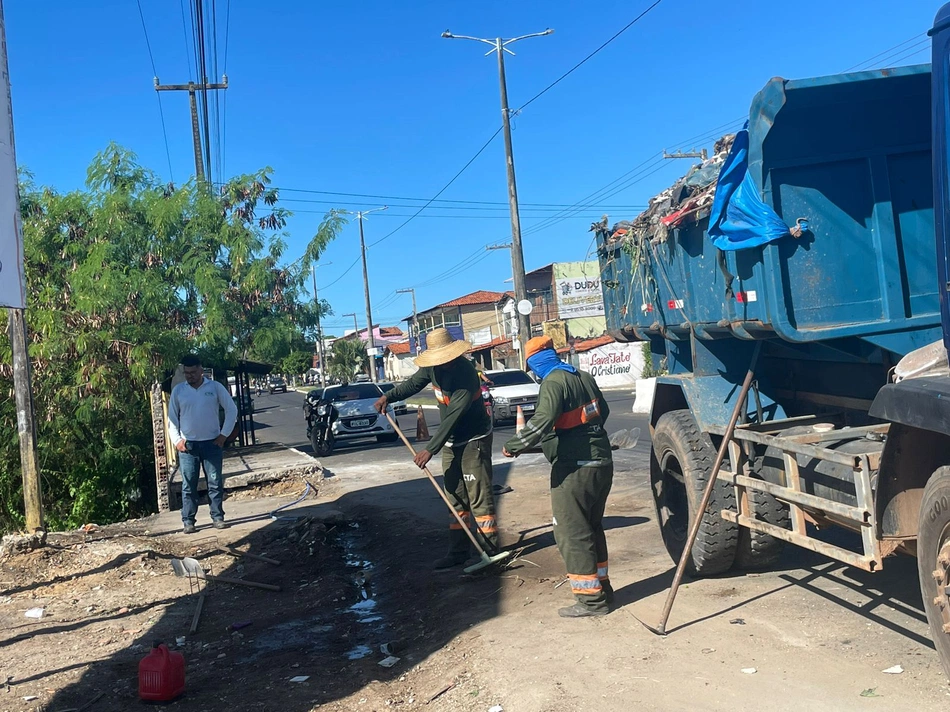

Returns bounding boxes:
[596,133,735,247]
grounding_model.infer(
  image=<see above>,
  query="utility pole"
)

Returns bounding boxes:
[353,207,388,381]
[311,262,331,388]
[0,1,44,534]
[343,313,359,339]
[442,28,553,368]
[154,76,228,182]
[663,148,708,162]
[396,288,418,354]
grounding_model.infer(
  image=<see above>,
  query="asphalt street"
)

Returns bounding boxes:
[247,386,651,466]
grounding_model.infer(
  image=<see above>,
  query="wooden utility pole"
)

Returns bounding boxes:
[8,310,43,532]
[396,288,418,354]
[154,77,228,181]
[0,1,44,533]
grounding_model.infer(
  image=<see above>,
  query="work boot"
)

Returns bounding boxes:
[182,523,197,534]
[558,603,608,618]
[602,582,615,606]
[433,553,468,570]
[212,520,228,530]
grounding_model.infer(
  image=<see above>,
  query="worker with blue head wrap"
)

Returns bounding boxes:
[503,336,614,617]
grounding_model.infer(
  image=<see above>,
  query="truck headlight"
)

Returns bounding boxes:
[494,396,509,406]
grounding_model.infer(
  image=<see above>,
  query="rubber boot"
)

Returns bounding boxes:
[433,552,469,570]
[558,603,608,618]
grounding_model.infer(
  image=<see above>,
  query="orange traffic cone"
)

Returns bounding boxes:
[415,406,431,442]
[515,406,526,434]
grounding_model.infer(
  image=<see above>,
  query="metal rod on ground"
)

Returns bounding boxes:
[189,591,206,634]
[384,412,511,573]
[644,342,762,636]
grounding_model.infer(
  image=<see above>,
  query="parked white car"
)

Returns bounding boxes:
[320,383,399,445]
[485,369,540,423]
[377,382,408,415]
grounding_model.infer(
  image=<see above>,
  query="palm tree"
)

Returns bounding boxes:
[329,339,368,382]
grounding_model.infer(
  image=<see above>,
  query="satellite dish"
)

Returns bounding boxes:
[517,299,533,316]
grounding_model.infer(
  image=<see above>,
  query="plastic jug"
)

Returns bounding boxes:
[138,641,185,701]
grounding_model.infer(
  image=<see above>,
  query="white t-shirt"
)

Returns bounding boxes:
[167,377,239,444]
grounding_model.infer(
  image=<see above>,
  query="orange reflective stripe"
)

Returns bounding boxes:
[568,573,602,595]
[449,511,471,530]
[554,398,601,430]
[597,561,609,581]
[475,515,497,534]
[433,387,480,406]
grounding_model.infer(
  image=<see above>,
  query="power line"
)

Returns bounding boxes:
[842,33,926,72]
[222,0,230,179]
[277,195,646,212]
[136,0,175,182]
[516,0,665,113]
[179,0,195,80]
[367,126,504,248]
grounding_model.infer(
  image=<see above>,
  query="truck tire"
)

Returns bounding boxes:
[733,487,789,570]
[650,409,738,575]
[917,466,950,680]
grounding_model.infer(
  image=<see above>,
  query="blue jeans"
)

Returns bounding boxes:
[179,440,225,524]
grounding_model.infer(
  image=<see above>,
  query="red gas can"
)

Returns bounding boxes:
[138,641,185,701]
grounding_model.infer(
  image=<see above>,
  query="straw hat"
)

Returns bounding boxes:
[415,328,472,367]
[524,335,554,360]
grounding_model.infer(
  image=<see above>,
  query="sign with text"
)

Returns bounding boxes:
[554,262,604,320]
[0,24,24,309]
[578,341,645,389]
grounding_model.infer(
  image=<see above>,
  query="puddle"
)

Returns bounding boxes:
[346,644,373,660]
[243,619,334,661]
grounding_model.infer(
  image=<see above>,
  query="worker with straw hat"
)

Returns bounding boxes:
[502,335,613,618]
[374,327,498,569]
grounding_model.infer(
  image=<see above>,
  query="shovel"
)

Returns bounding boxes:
[520,427,641,454]
[384,412,512,574]
[171,557,281,591]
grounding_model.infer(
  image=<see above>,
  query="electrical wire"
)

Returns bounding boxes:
[515,0,665,114]
[367,126,504,248]
[222,0,230,179]
[842,33,927,72]
[136,0,175,183]
[278,196,646,212]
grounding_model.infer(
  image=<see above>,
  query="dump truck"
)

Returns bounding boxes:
[597,5,950,677]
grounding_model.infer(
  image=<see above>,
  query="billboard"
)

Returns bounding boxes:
[554,262,604,320]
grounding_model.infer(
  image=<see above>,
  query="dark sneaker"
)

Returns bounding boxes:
[183,523,197,534]
[212,520,228,530]
[433,553,468,570]
[558,603,608,618]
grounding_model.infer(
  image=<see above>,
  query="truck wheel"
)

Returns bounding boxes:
[733,487,789,570]
[917,466,950,680]
[650,409,738,575]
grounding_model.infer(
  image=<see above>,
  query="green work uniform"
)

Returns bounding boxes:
[384,358,498,554]
[505,368,613,611]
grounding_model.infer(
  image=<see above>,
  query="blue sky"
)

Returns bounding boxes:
[5,0,939,335]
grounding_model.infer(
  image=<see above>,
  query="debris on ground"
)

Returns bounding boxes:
[883,665,904,674]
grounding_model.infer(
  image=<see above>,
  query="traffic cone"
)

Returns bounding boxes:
[515,406,526,434]
[415,406,430,442]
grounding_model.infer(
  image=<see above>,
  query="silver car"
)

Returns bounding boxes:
[322,383,399,445]
[377,382,408,415]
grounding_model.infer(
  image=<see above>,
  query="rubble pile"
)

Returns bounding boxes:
[597,134,736,247]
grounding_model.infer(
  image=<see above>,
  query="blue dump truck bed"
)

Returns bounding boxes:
[600,64,940,362]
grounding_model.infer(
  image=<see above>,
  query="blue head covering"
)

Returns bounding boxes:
[527,348,576,381]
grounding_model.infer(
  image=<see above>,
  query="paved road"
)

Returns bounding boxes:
[248,386,651,466]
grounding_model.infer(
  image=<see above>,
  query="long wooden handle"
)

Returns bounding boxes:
[384,412,490,557]
[206,574,281,592]
[219,545,281,565]
[654,342,761,634]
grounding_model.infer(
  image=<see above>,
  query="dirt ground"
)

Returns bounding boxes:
[3,446,950,711]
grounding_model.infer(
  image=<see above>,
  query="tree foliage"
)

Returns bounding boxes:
[328,339,368,382]
[0,144,345,532]
[280,350,313,377]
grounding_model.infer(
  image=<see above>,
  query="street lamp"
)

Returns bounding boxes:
[442,28,553,368]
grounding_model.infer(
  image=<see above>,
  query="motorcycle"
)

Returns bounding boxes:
[305,391,337,457]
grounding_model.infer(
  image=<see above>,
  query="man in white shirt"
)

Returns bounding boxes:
[168,355,239,534]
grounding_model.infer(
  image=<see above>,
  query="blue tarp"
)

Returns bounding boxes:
[707,128,789,251]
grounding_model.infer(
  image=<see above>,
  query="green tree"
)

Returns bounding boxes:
[281,350,313,377]
[328,339,368,382]
[0,144,345,532]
